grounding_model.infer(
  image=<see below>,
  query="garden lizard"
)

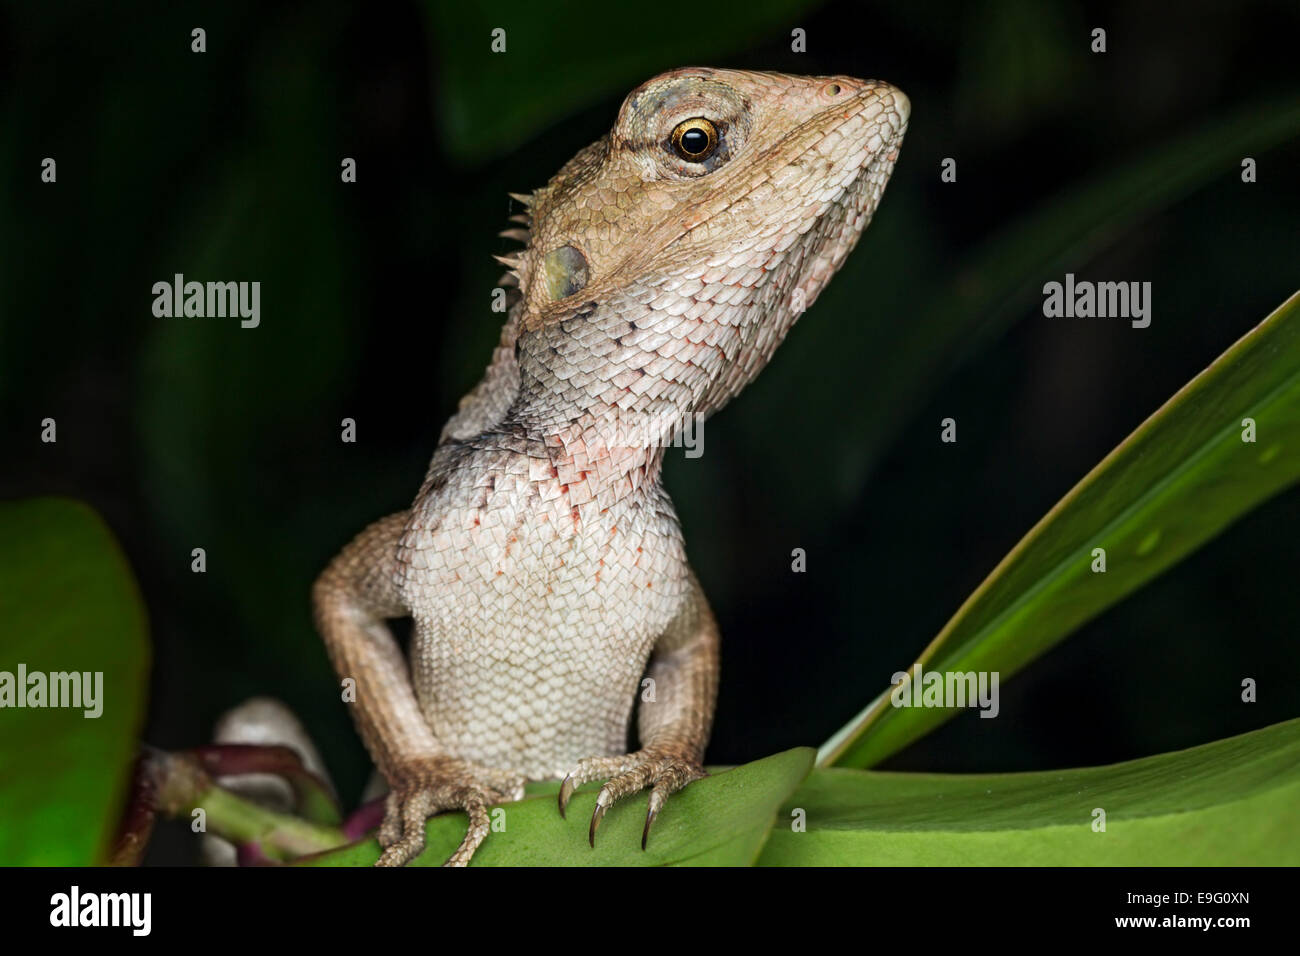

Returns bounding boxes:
[312,67,908,866]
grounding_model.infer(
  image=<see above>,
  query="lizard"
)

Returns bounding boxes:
[312,66,908,866]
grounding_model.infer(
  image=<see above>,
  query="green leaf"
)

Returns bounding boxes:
[763,718,1300,865]
[822,290,1300,768]
[299,747,814,866]
[0,498,150,865]
[421,0,824,162]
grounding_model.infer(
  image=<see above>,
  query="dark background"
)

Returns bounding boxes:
[2,0,1298,862]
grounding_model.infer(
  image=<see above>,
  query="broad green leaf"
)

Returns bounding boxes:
[421,0,824,162]
[765,718,1300,865]
[0,498,150,865]
[822,290,1300,768]
[299,747,814,866]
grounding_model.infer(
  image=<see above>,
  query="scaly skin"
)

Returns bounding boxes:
[313,67,908,866]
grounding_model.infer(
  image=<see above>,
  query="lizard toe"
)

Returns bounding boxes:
[561,749,706,849]
[373,757,524,866]
[557,754,637,817]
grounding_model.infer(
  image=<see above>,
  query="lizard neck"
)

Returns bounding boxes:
[507,265,795,443]
[500,401,673,497]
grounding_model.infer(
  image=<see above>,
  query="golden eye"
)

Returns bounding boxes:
[670,117,719,161]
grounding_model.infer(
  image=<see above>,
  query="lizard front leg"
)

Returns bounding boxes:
[558,569,720,849]
[312,511,524,866]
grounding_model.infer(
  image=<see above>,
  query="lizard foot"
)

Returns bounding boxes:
[376,756,525,867]
[557,749,706,851]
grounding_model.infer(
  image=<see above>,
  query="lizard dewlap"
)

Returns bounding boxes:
[312,67,908,866]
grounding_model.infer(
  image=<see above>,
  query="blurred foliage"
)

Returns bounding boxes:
[421,0,824,162]
[0,499,148,865]
[953,0,1080,137]
[1,0,1298,865]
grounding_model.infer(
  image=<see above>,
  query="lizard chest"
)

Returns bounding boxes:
[397,445,690,774]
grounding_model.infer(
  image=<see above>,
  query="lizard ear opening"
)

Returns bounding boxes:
[543,244,590,300]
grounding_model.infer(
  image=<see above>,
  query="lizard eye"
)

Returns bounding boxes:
[670,118,718,161]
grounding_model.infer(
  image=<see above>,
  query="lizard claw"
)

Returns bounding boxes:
[588,793,609,847]
[375,756,525,867]
[642,785,668,850]
[557,773,577,819]
[558,749,706,852]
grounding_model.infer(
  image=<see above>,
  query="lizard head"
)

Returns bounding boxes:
[503,67,908,431]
